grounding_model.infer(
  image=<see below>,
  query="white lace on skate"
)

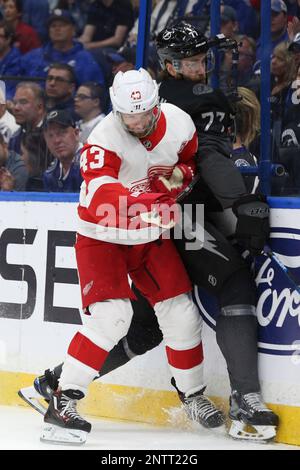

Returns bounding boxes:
[243,393,271,414]
[59,396,84,422]
[184,394,223,427]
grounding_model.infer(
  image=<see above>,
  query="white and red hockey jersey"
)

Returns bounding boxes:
[78,102,198,244]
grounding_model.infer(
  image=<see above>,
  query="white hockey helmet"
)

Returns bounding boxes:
[109,68,159,115]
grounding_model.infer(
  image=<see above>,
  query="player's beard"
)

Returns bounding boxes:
[124,107,160,138]
[187,73,206,82]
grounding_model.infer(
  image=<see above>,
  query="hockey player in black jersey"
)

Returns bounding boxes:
[19,22,278,442]
[155,22,278,441]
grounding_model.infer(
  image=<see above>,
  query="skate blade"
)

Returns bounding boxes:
[18,387,48,416]
[229,420,277,442]
[40,423,88,446]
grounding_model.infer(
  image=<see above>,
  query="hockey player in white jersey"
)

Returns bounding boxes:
[19,25,279,443]
[40,68,224,445]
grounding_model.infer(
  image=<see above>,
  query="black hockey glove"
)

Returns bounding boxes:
[232,194,270,256]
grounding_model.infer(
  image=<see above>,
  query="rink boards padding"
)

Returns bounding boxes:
[0,193,299,446]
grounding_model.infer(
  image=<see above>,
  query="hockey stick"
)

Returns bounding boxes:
[176,173,201,203]
[263,246,300,295]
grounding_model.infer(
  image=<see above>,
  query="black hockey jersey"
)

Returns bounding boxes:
[159,78,235,151]
[159,77,247,209]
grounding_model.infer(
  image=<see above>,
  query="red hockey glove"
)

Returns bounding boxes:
[151,164,194,198]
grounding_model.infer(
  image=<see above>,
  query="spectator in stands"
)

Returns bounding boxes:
[106,46,159,82]
[106,50,134,80]
[9,81,46,154]
[45,62,77,118]
[0,131,27,190]
[20,129,52,191]
[256,0,289,63]
[128,0,177,45]
[282,0,298,16]
[222,1,259,39]
[20,9,105,86]
[79,0,134,52]
[278,61,300,193]
[220,5,239,39]
[128,0,199,46]
[271,41,296,98]
[220,34,259,95]
[0,80,19,142]
[270,42,297,183]
[55,0,90,37]
[3,0,41,54]
[236,35,257,86]
[288,32,300,68]
[74,81,106,143]
[281,62,300,140]
[214,6,240,92]
[250,0,297,18]
[232,86,260,193]
[22,0,50,43]
[42,109,82,192]
[0,20,22,100]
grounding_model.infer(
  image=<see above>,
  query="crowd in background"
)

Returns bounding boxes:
[0,0,300,195]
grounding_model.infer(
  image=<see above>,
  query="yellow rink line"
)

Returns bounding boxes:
[1,370,299,446]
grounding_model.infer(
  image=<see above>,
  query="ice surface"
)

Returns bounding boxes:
[0,405,297,450]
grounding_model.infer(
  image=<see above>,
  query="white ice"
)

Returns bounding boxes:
[0,405,298,450]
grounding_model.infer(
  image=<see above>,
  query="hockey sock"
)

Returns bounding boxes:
[216,314,260,394]
[49,339,132,384]
[99,338,132,376]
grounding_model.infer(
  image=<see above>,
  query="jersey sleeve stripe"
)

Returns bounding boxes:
[85,176,120,207]
[178,130,198,163]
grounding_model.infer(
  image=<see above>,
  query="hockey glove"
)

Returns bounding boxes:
[232,194,270,256]
[151,164,194,199]
[140,194,180,229]
[128,193,180,229]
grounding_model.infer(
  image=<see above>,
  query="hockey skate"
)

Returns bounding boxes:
[172,378,225,428]
[228,390,279,441]
[41,389,91,445]
[18,369,58,416]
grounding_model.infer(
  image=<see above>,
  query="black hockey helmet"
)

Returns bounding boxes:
[155,21,210,69]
